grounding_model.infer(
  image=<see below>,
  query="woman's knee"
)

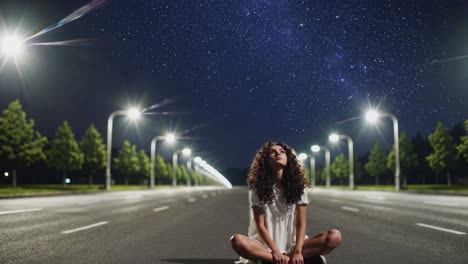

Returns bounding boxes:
[325,229,342,248]
[230,234,247,250]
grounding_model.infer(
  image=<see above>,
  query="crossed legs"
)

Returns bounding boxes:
[230,229,342,262]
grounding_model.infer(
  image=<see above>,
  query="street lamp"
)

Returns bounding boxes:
[1,34,24,57]
[309,156,316,188]
[172,148,191,187]
[311,145,331,188]
[105,107,141,191]
[150,133,176,189]
[329,133,355,190]
[365,109,400,191]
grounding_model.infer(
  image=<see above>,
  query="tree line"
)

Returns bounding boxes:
[314,121,468,187]
[0,100,210,187]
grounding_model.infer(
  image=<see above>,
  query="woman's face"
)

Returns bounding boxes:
[268,145,288,168]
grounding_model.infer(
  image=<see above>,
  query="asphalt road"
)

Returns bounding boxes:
[0,186,467,264]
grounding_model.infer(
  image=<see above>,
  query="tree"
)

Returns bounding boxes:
[412,133,432,184]
[138,149,150,183]
[354,159,363,183]
[426,122,457,186]
[154,155,169,184]
[331,153,348,184]
[387,132,418,188]
[80,124,106,185]
[176,165,186,185]
[0,100,47,187]
[46,121,83,186]
[457,120,468,163]
[365,142,388,185]
[113,140,139,185]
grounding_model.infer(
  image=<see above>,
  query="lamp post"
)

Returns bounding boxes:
[194,156,202,186]
[105,108,141,191]
[186,158,192,187]
[365,110,400,191]
[172,148,191,187]
[309,156,316,188]
[311,145,331,188]
[150,133,176,189]
[329,133,355,190]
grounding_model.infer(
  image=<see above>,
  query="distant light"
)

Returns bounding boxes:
[194,157,202,163]
[165,133,176,144]
[1,35,24,57]
[182,148,191,156]
[127,107,141,120]
[298,153,307,161]
[311,145,320,152]
[65,178,71,184]
[4,172,8,177]
[329,133,339,142]
[365,110,379,123]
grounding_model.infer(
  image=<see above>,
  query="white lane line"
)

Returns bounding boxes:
[153,206,170,212]
[202,194,208,199]
[159,199,174,203]
[423,201,459,207]
[356,204,393,211]
[0,208,43,215]
[366,195,386,201]
[61,221,109,234]
[340,206,359,212]
[125,195,143,200]
[187,198,197,203]
[416,223,466,235]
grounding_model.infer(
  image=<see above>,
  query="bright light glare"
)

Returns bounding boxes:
[165,133,176,144]
[65,178,71,184]
[127,108,141,120]
[365,110,379,123]
[182,148,191,156]
[4,172,8,177]
[311,145,320,152]
[298,153,307,161]
[329,134,339,142]
[1,35,24,57]
[194,157,202,163]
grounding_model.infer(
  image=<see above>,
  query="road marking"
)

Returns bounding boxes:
[153,206,170,212]
[61,221,109,234]
[202,194,208,199]
[0,208,43,215]
[340,206,359,212]
[159,199,174,203]
[423,201,459,207]
[416,223,466,235]
[366,195,386,201]
[355,204,393,211]
[187,198,197,203]
[125,195,143,200]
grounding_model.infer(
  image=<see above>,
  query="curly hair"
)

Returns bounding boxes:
[247,141,310,205]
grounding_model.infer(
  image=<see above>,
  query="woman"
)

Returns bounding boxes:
[230,142,342,264]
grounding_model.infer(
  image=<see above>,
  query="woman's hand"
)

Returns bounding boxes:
[272,251,290,264]
[288,252,304,264]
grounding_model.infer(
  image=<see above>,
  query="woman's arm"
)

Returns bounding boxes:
[252,206,282,256]
[293,204,307,254]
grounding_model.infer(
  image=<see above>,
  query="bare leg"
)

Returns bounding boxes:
[301,229,342,257]
[230,234,274,262]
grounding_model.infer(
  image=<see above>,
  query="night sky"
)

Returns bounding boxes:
[1,0,467,172]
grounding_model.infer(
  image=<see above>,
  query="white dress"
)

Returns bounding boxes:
[236,186,309,264]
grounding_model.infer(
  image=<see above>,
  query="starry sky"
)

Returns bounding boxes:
[1,0,467,171]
